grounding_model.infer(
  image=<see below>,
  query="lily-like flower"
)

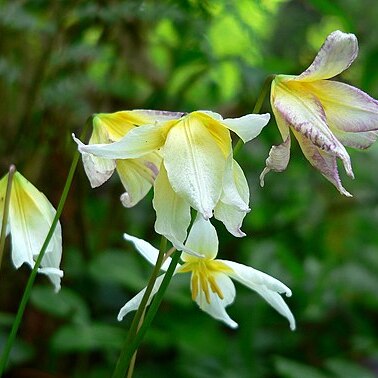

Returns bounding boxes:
[74,110,270,243]
[118,214,295,330]
[0,171,63,291]
[81,110,183,207]
[260,30,378,196]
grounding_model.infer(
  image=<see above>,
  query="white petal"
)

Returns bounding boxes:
[117,152,160,208]
[72,122,166,160]
[220,260,296,330]
[193,273,238,329]
[296,30,358,82]
[214,202,247,238]
[8,173,62,291]
[163,116,226,219]
[182,213,218,261]
[152,164,192,247]
[118,274,166,321]
[222,113,270,143]
[123,233,172,272]
[82,152,115,188]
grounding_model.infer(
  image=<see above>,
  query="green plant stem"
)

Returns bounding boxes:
[0,119,91,376]
[118,250,182,377]
[234,74,275,156]
[0,165,16,270]
[112,236,168,378]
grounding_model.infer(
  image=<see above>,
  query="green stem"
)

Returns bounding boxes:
[234,74,275,156]
[112,236,168,378]
[0,165,16,270]
[0,119,91,376]
[118,250,182,376]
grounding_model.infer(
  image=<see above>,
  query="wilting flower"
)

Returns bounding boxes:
[260,30,378,196]
[74,110,270,244]
[118,214,295,330]
[0,171,63,291]
[81,110,183,207]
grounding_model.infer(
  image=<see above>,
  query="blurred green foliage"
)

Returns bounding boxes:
[1,0,378,377]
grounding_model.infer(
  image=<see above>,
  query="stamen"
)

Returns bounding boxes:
[208,275,224,300]
[191,273,199,301]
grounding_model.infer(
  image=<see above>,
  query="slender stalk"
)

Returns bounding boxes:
[234,74,275,156]
[0,165,16,270]
[112,236,167,378]
[0,119,91,376]
[118,251,182,376]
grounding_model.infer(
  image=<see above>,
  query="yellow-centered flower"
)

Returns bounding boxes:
[118,214,295,330]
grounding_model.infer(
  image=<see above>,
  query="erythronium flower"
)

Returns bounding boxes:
[260,30,378,196]
[118,214,295,330]
[74,110,270,243]
[0,171,63,291]
[80,110,183,207]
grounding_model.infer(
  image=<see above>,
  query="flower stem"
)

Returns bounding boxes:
[0,165,16,271]
[112,236,167,378]
[116,250,182,377]
[234,74,275,156]
[0,119,91,376]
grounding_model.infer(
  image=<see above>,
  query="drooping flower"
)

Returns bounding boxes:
[260,30,378,196]
[81,110,183,207]
[0,171,63,291]
[118,214,295,330]
[74,110,270,244]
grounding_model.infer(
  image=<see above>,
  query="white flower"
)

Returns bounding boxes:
[0,171,63,291]
[118,214,295,330]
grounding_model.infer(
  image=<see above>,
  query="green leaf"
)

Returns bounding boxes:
[275,357,328,378]
[326,358,376,378]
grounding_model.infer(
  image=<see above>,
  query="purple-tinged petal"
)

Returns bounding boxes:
[304,80,378,134]
[274,85,353,178]
[295,30,358,82]
[292,129,352,197]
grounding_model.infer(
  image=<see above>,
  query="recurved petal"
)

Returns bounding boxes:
[305,80,378,134]
[163,116,226,219]
[296,30,358,82]
[220,260,295,330]
[118,274,166,321]
[72,121,167,160]
[292,129,352,196]
[117,153,160,208]
[214,202,247,238]
[82,152,116,188]
[193,273,238,329]
[274,85,354,178]
[9,173,62,291]
[182,213,218,261]
[332,129,378,149]
[153,164,192,247]
[260,136,291,187]
[123,233,172,271]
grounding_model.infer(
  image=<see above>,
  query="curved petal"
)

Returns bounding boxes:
[163,116,226,219]
[123,233,172,271]
[117,152,161,208]
[274,83,353,178]
[8,173,62,291]
[295,30,358,82]
[332,129,378,149]
[118,274,166,321]
[153,164,192,247]
[82,152,116,188]
[214,202,247,238]
[305,80,378,134]
[72,121,167,160]
[182,213,218,261]
[193,272,238,329]
[292,129,352,197]
[220,260,296,330]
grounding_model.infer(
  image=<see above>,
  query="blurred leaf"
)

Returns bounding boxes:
[325,358,376,378]
[30,286,89,323]
[275,357,328,378]
[51,323,125,352]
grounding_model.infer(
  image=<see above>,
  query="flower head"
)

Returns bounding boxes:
[80,110,182,207]
[260,30,378,196]
[118,214,295,330]
[0,171,63,291]
[74,110,270,244]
